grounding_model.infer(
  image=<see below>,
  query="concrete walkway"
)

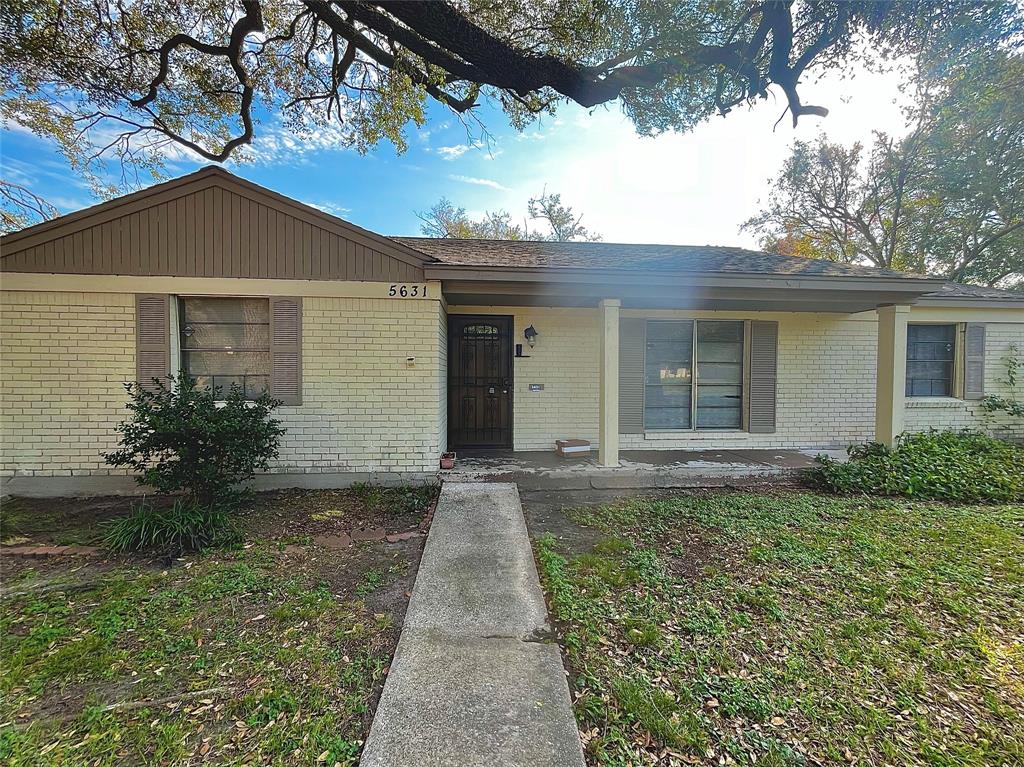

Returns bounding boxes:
[360,482,585,767]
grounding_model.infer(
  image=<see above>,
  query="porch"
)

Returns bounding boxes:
[442,447,846,491]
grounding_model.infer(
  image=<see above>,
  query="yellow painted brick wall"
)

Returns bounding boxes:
[1,290,445,478]
[620,310,880,450]
[448,306,601,450]
[451,306,1023,452]
[0,291,135,477]
[271,296,444,474]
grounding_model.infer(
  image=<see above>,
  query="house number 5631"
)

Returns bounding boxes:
[388,284,427,298]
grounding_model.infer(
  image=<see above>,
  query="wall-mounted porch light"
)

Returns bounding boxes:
[524,325,539,348]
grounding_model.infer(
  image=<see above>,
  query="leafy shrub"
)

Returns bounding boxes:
[105,375,285,507]
[103,499,241,554]
[810,430,1024,502]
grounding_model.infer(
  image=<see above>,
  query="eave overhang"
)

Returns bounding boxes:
[425,265,949,313]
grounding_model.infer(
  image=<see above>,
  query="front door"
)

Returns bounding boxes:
[448,315,513,449]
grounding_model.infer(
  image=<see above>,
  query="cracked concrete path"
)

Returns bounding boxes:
[360,482,585,767]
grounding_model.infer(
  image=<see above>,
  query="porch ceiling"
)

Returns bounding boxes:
[436,270,948,313]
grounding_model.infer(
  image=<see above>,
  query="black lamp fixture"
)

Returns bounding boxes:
[524,325,539,348]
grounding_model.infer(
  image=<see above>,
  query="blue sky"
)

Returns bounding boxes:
[1,64,910,248]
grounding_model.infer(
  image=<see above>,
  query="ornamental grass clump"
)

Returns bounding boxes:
[103,375,284,552]
[810,430,1024,503]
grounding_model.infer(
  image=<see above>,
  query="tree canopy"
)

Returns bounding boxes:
[418,191,600,241]
[2,1,1020,194]
[744,52,1024,288]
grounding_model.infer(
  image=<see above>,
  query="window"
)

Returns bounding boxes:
[644,321,694,429]
[179,297,270,399]
[695,321,744,428]
[906,324,955,397]
[643,320,744,430]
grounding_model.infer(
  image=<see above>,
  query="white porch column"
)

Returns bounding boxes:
[598,299,620,467]
[875,304,910,447]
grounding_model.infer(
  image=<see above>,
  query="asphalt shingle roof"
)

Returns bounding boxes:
[927,282,1024,301]
[394,238,926,279]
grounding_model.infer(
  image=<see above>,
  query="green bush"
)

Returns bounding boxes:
[809,430,1024,502]
[103,499,241,554]
[104,374,285,507]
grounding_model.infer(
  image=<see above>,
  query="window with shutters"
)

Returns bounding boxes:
[643,320,744,431]
[906,324,956,397]
[179,297,270,399]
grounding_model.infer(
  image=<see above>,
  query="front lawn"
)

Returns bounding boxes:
[0,485,436,766]
[533,491,1024,766]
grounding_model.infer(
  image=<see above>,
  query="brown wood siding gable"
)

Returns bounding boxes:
[1,171,427,282]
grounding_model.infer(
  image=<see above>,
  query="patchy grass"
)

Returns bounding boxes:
[0,484,437,766]
[534,491,1024,766]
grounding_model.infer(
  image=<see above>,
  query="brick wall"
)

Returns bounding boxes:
[261,296,443,474]
[445,306,1023,453]
[0,291,135,477]
[447,306,601,450]
[617,311,880,450]
[1,291,445,478]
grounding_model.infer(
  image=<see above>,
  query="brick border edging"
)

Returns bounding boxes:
[2,545,103,559]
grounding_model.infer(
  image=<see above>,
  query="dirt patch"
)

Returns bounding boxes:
[521,487,707,556]
[657,522,722,580]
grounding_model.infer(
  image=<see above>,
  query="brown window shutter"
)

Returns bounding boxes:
[135,294,170,392]
[270,297,302,405]
[747,320,778,433]
[963,323,986,400]
[618,318,646,434]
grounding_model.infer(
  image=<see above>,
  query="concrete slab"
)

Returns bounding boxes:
[444,448,833,491]
[361,482,584,767]
[361,633,580,767]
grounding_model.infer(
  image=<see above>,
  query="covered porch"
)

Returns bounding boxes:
[433,256,945,467]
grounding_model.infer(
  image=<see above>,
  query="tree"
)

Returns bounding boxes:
[1,1,1019,192]
[417,199,527,240]
[418,190,600,241]
[0,180,58,233]
[743,52,1024,287]
[527,190,599,242]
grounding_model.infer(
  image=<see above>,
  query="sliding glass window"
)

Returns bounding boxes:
[644,321,694,429]
[643,320,744,431]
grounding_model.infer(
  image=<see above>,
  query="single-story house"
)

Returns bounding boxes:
[2,166,1022,494]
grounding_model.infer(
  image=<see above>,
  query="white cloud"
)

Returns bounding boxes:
[434,142,481,160]
[304,199,352,218]
[448,174,510,191]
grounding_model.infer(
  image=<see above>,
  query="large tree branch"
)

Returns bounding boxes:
[129,0,264,160]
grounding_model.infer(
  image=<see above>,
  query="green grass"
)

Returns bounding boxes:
[1,547,392,766]
[535,491,1024,766]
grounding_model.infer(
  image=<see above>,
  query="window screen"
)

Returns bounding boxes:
[906,324,955,397]
[642,320,744,430]
[180,297,270,399]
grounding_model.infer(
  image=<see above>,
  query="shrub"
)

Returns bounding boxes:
[810,430,1024,502]
[105,375,285,507]
[103,499,241,554]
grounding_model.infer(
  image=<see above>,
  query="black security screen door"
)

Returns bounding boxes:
[448,315,513,448]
